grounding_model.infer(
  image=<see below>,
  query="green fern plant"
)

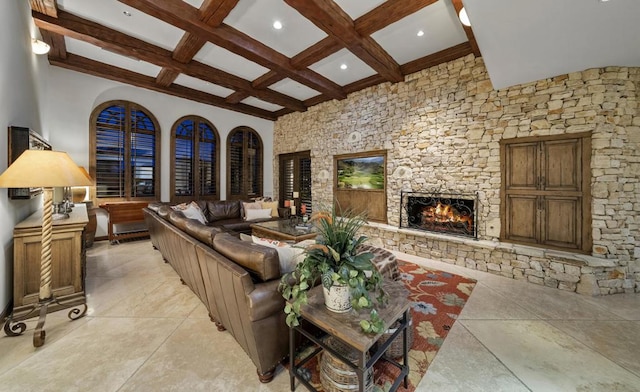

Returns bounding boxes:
[279,203,387,331]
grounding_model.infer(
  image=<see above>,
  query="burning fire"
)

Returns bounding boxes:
[421,202,473,231]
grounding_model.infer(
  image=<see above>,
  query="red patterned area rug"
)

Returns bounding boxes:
[290,260,477,392]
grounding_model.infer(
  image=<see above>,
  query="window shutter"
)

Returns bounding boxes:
[175,120,194,197]
[299,157,312,215]
[92,101,159,202]
[227,127,262,200]
[130,108,156,198]
[95,105,126,198]
[229,131,244,197]
[247,132,261,197]
[199,122,216,197]
[282,158,294,199]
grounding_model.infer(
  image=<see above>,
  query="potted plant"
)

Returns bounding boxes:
[279,204,387,333]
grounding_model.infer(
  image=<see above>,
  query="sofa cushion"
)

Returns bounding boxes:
[245,208,272,221]
[168,211,191,231]
[185,220,222,246]
[252,236,307,274]
[157,205,173,220]
[207,200,241,222]
[213,233,280,281]
[261,201,279,217]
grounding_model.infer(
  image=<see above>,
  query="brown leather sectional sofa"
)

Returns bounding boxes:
[143,200,289,383]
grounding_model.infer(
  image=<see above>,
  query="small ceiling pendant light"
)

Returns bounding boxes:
[31,38,50,55]
[459,7,471,27]
[417,30,425,37]
[123,10,132,17]
[340,63,348,70]
[273,20,283,30]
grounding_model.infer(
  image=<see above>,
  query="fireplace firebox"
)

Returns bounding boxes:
[400,191,478,239]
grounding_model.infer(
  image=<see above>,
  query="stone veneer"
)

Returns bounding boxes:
[273,55,640,296]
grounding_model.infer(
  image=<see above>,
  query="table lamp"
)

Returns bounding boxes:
[0,150,92,347]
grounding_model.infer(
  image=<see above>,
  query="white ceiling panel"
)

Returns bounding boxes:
[182,0,204,8]
[465,0,640,89]
[194,43,270,81]
[58,0,185,51]
[270,79,320,101]
[373,2,468,65]
[224,0,327,57]
[64,37,162,77]
[309,49,376,86]
[174,74,235,98]
[333,0,386,20]
[240,97,284,112]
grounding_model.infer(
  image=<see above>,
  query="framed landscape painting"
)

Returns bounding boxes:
[334,150,387,223]
[336,154,385,190]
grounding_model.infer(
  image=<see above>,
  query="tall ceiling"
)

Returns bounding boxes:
[30,0,640,121]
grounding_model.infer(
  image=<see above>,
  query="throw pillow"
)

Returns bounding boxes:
[261,201,279,218]
[242,201,262,219]
[252,236,305,274]
[171,202,189,211]
[182,201,207,224]
[245,208,272,221]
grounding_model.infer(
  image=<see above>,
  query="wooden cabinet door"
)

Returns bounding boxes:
[501,133,590,253]
[504,194,539,244]
[543,138,581,192]
[541,196,582,250]
[505,142,538,190]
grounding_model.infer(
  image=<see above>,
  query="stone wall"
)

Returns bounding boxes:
[273,55,640,295]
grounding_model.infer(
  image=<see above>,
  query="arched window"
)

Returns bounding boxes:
[90,101,160,201]
[227,126,263,200]
[171,116,220,202]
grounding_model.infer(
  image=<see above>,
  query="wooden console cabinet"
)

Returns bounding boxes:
[11,204,88,318]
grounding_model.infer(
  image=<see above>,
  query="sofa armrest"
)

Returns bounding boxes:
[247,279,285,322]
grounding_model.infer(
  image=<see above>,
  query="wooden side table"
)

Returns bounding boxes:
[289,280,410,392]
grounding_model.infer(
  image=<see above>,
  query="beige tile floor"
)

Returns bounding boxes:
[1,239,639,391]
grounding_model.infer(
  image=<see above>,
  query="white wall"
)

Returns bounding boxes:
[0,1,50,314]
[44,67,275,202]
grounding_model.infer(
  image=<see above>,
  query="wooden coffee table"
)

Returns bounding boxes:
[289,280,410,392]
[251,220,317,242]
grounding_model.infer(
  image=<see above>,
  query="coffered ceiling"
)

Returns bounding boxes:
[30,0,640,121]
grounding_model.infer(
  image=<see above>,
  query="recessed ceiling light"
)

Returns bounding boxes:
[417,30,424,37]
[340,64,348,70]
[123,11,132,17]
[273,20,283,30]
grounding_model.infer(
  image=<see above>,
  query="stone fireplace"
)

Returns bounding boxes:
[400,191,477,239]
[274,56,640,296]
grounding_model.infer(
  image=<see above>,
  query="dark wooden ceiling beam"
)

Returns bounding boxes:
[450,0,481,57]
[50,54,277,120]
[117,0,345,100]
[247,1,441,111]
[284,0,403,83]
[355,0,438,35]
[225,91,248,104]
[156,0,239,87]
[33,10,306,112]
[296,42,475,117]
[40,30,67,60]
[400,42,474,75]
[30,0,57,17]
